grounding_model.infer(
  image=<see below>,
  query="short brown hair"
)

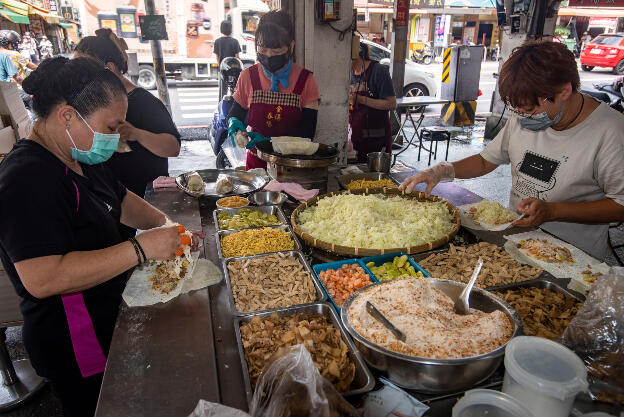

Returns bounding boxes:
[498,41,580,108]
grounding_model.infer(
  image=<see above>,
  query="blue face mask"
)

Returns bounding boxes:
[66,111,120,165]
[518,102,563,131]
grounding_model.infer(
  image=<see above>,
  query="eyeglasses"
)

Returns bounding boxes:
[507,98,552,119]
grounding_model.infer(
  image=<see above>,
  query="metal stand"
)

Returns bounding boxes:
[0,328,45,412]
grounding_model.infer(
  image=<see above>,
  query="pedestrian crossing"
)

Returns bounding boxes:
[174,86,220,124]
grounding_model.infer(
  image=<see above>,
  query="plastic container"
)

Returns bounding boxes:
[452,389,534,417]
[503,336,588,417]
[312,259,377,311]
[361,252,431,281]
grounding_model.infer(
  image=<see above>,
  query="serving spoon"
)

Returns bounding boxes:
[454,258,484,315]
[366,301,406,342]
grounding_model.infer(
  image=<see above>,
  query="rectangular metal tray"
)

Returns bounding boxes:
[234,302,376,408]
[222,250,327,316]
[487,278,585,303]
[215,224,302,259]
[312,259,378,312]
[213,205,288,232]
[336,172,398,191]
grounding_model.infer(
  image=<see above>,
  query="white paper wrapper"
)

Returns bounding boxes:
[503,230,610,294]
[458,203,518,231]
[122,253,222,307]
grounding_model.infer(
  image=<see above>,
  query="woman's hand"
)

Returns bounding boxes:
[190,230,205,252]
[399,162,455,195]
[118,121,139,141]
[513,198,553,227]
[136,226,180,261]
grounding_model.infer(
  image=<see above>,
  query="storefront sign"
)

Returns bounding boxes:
[568,0,624,5]
[589,16,617,30]
[434,15,446,47]
[48,0,57,12]
[395,0,408,26]
[368,0,443,8]
[61,6,72,20]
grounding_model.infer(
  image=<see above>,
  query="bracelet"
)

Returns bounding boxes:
[128,238,143,266]
[130,237,147,264]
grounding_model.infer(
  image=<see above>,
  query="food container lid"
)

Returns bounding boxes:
[504,336,588,401]
[452,389,535,417]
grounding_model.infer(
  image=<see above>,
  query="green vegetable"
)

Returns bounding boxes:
[369,256,424,282]
[217,209,281,230]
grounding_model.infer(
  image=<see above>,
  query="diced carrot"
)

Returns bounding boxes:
[177,225,186,234]
[176,248,184,257]
[180,235,191,245]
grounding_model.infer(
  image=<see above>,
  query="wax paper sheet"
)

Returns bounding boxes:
[122,254,222,307]
[458,202,518,231]
[504,230,609,294]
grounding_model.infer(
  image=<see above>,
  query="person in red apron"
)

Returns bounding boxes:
[349,43,397,163]
[227,10,320,170]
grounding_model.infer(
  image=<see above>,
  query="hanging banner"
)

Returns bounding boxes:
[368,0,443,9]
[395,0,408,26]
[49,0,58,12]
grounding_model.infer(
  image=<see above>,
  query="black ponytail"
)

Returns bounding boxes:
[22,56,126,119]
[75,28,128,74]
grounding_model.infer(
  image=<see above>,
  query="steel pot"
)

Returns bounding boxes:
[341,279,522,393]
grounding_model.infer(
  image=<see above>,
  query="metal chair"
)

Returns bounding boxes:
[418,126,451,166]
[0,271,45,412]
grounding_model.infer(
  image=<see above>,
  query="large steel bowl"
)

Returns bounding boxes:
[340,279,522,393]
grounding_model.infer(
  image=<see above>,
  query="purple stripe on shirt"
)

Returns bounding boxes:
[61,293,107,378]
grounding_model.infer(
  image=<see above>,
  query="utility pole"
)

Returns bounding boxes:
[144,0,171,114]
[390,0,409,98]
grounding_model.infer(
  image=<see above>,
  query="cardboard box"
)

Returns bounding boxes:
[0,82,32,140]
[0,125,16,156]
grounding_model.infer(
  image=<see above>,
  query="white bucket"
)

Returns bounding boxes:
[503,336,588,417]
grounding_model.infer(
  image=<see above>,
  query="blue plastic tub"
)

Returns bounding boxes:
[361,252,431,281]
[312,259,378,312]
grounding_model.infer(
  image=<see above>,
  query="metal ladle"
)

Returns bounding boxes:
[366,301,406,342]
[454,258,484,315]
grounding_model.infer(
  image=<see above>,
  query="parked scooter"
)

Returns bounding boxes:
[411,42,433,65]
[580,77,624,113]
[209,57,244,169]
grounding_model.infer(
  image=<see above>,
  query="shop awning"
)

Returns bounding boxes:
[28,4,62,24]
[558,7,624,17]
[58,22,72,28]
[0,0,28,16]
[0,5,29,23]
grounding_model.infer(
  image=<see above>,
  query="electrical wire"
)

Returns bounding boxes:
[326,13,357,41]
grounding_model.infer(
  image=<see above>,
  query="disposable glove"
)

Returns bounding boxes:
[245,131,271,150]
[398,161,455,196]
[227,117,246,137]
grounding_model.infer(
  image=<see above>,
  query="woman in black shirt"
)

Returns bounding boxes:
[74,29,181,200]
[0,57,182,417]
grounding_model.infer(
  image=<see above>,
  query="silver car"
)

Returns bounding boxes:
[361,39,437,99]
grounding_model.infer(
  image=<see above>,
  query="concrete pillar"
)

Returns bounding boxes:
[391,1,409,98]
[485,0,560,139]
[144,0,172,114]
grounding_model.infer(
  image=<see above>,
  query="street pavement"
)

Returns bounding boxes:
[163,60,622,130]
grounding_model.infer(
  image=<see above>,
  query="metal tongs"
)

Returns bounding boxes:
[454,258,483,315]
[366,301,406,342]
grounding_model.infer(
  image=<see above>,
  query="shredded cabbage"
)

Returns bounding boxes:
[297,194,455,249]
[470,200,517,225]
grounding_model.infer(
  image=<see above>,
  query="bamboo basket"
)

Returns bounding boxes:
[290,189,461,257]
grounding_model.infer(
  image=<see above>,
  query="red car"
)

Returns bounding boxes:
[580,34,624,74]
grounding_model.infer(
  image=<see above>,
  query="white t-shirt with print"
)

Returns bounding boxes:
[480,102,624,260]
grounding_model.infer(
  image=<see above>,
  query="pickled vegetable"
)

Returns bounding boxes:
[217,209,281,230]
[367,255,424,281]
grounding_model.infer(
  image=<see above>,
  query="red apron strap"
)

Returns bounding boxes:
[249,65,263,91]
[61,293,107,377]
[293,69,311,96]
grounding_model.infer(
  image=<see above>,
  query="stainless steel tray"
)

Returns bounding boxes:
[213,205,288,232]
[175,169,267,198]
[487,278,585,302]
[336,172,398,190]
[222,251,327,315]
[234,302,375,407]
[215,225,302,259]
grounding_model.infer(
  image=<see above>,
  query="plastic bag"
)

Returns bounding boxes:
[222,129,248,169]
[249,344,360,417]
[561,267,624,403]
[355,377,428,417]
[188,400,250,417]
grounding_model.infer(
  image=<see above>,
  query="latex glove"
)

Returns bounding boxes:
[227,117,246,137]
[398,161,455,196]
[245,131,271,150]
